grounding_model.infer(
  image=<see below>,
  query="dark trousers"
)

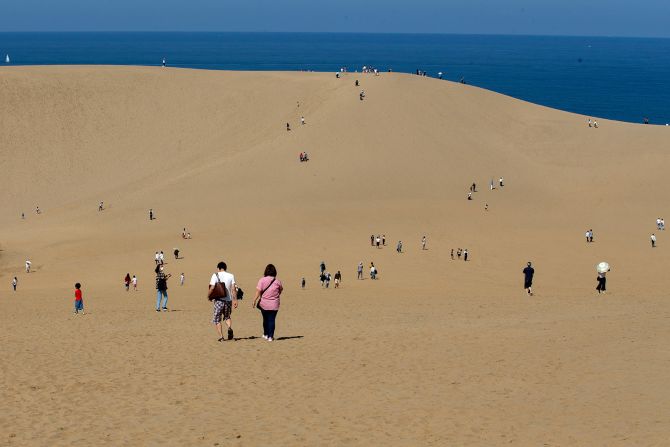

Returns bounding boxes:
[596,277,606,292]
[261,309,278,338]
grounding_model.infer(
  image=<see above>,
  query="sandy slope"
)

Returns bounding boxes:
[1,66,670,446]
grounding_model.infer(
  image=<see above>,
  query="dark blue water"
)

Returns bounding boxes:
[1,32,669,124]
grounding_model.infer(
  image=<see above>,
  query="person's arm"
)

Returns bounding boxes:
[231,280,238,308]
[252,288,261,308]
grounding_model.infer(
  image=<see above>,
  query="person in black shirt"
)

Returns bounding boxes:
[523,262,535,296]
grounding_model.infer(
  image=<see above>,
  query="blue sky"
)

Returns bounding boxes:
[4,0,670,37]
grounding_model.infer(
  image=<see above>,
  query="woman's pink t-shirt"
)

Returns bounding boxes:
[257,276,283,311]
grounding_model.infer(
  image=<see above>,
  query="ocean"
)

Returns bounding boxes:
[1,32,669,124]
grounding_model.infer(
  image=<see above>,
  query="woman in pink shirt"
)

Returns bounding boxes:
[252,264,283,342]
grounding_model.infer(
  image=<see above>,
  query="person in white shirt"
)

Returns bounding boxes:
[25,260,31,273]
[159,251,164,265]
[357,262,364,279]
[662,218,666,230]
[132,275,138,291]
[657,218,662,230]
[180,273,185,286]
[301,116,305,125]
[209,261,238,342]
[155,252,160,265]
[651,234,657,248]
[12,277,17,291]
[499,177,504,187]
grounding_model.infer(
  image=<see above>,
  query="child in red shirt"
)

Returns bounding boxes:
[74,283,84,314]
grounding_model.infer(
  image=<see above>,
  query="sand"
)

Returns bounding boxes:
[1,66,670,446]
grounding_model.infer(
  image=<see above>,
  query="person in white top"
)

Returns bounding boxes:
[301,116,305,125]
[209,261,238,342]
[499,177,504,187]
[651,234,657,247]
[155,252,160,265]
[25,260,31,273]
[180,273,185,286]
[132,275,138,291]
[159,251,164,265]
[657,218,662,230]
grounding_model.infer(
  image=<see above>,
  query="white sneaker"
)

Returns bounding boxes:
[262,335,268,340]
[267,337,273,342]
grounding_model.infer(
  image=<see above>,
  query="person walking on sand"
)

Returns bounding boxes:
[286,122,291,131]
[301,116,305,125]
[397,240,403,253]
[98,201,104,211]
[451,249,454,260]
[12,277,17,292]
[73,283,84,315]
[376,235,381,248]
[174,248,179,259]
[357,262,364,279]
[36,206,40,214]
[132,275,137,291]
[320,261,326,275]
[180,272,185,286]
[422,236,427,250]
[334,270,341,288]
[124,273,131,291]
[490,179,495,190]
[370,234,374,246]
[523,262,534,296]
[301,277,306,289]
[320,271,326,287]
[159,251,165,265]
[596,269,609,294]
[149,209,154,220]
[209,261,238,342]
[457,248,462,260]
[499,177,504,187]
[370,262,377,280]
[155,264,171,312]
[468,191,472,200]
[155,252,160,265]
[382,234,386,246]
[253,264,283,342]
[463,249,469,261]
[651,233,657,248]
[25,260,31,273]
[589,229,594,243]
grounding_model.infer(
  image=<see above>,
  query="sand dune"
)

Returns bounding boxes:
[1,66,670,445]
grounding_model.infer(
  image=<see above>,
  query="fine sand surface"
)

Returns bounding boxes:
[1,66,670,446]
